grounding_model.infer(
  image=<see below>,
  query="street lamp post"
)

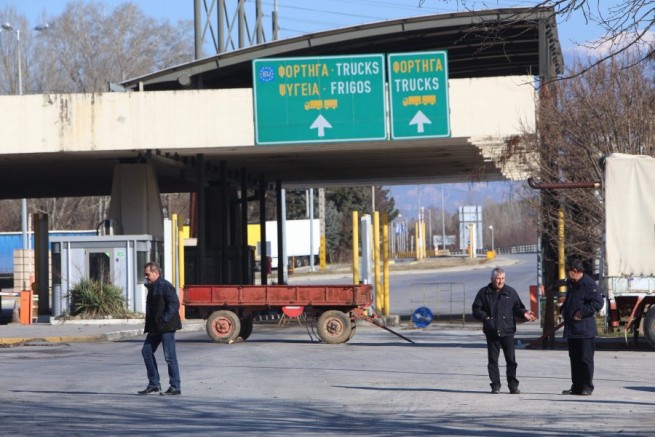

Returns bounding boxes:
[1,22,22,95]
[488,225,495,252]
[2,23,29,259]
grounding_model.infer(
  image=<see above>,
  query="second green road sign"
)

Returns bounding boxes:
[388,51,450,139]
[252,55,387,145]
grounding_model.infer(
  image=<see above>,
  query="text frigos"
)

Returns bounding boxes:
[330,80,372,95]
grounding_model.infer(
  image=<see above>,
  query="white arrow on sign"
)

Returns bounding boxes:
[409,110,432,133]
[310,114,332,137]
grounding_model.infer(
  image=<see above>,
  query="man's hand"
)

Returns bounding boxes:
[523,310,537,322]
[573,310,583,321]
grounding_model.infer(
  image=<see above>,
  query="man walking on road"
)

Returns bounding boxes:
[138,261,182,396]
[472,267,536,394]
[560,258,604,396]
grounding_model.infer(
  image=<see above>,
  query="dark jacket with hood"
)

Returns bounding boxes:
[144,277,182,335]
[472,283,528,338]
[560,273,604,339]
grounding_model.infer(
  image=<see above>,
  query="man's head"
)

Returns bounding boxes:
[144,261,161,283]
[490,267,505,290]
[566,258,585,282]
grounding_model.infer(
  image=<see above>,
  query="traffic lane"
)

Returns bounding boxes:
[1,325,653,436]
[288,254,536,317]
[389,254,537,316]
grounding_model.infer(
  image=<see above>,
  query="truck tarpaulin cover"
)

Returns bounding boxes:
[605,153,655,277]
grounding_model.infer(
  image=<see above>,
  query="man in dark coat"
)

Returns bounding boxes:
[138,261,183,396]
[472,267,536,394]
[560,258,604,396]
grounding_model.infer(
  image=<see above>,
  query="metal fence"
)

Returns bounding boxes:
[447,244,538,257]
[409,282,467,326]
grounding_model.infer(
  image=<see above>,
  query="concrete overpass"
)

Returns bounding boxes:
[0,75,538,198]
[0,7,562,287]
[0,7,562,199]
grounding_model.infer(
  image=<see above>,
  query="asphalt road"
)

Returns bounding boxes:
[289,254,537,318]
[1,322,654,436]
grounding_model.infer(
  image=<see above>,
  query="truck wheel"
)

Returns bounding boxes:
[317,310,352,344]
[239,316,254,341]
[644,309,655,348]
[206,310,241,343]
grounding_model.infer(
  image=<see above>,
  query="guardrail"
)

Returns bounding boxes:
[394,244,538,259]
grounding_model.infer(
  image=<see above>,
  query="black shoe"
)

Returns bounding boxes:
[579,389,593,396]
[160,386,181,396]
[491,388,500,394]
[138,385,161,394]
[510,389,521,394]
[562,389,580,395]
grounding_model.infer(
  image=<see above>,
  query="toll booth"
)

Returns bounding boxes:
[50,235,163,317]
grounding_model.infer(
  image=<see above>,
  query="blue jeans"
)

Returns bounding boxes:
[142,331,180,390]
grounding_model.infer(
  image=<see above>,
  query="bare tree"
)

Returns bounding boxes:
[30,1,194,93]
[483,197,538,248]
[0,1,195,232]
[420,1,654,74]
[502,53,655,261]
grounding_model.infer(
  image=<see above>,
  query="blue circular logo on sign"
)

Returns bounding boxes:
[412,306,433,328]
[258,66,274,83]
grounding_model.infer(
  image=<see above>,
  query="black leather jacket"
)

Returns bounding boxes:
[472,284,528,338]
[144,277,182,335]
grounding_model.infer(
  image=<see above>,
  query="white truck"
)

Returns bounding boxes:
[604,154,655,347]
[248,219,321,269]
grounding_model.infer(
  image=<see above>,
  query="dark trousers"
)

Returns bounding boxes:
[486,335,518,390]
[567,337,595,392]
[142,331,181,390]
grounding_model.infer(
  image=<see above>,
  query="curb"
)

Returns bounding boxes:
[0,322,206,346]
[0,335,106,346]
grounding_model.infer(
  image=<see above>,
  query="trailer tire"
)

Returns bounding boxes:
[644,309,655,348]
[317,310,352,344]
[347,322,357,341]
[206,310,241,343]
[239,316,254,341]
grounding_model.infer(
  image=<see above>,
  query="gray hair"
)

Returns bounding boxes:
[491,267,505,281]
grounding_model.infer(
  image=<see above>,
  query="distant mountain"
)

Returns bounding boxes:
[387,180,524,218]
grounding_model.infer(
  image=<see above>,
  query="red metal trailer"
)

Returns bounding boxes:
[184,283,373,344]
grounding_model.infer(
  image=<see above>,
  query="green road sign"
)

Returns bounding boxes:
[252,55,387,145]
[388,51,450,139]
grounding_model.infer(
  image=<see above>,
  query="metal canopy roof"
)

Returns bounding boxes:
[122,7,562,92]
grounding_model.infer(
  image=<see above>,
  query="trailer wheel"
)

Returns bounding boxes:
[347,321,357,341]
[239,316,254,341]
[644,309,655,348]
[206,310,241,343]
[317,310,352,344]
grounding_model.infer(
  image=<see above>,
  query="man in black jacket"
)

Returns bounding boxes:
[138,261,183,396]
[472,267,536,394]
[560,258,604,396]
